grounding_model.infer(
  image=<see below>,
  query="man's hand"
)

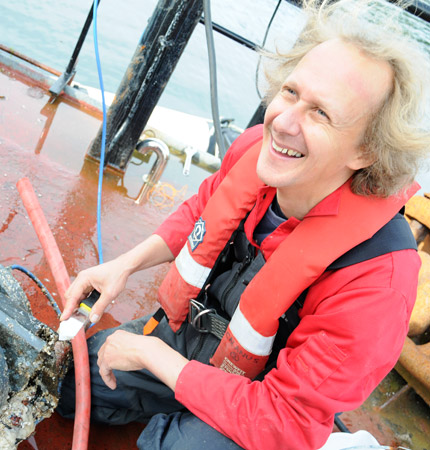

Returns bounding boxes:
[60,235,174,324]
[61,258,130,323]
[97,330,189,391]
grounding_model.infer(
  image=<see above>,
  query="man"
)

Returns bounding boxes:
[58,0,430,448]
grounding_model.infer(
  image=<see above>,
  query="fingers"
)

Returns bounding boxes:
[60,264,119,322]
[97,340,118,390]
[61,274,93,321]
[89,292,113,323]
[98,362,117,390]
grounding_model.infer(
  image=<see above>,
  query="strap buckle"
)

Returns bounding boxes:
[188,299,229,339]
[188,299,215,333]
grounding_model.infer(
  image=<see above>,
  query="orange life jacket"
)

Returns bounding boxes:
[158,140,418,378]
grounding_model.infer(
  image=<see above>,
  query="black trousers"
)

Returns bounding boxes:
[57,316,242,449]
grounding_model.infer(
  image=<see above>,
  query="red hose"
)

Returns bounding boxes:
[17,177,91,450]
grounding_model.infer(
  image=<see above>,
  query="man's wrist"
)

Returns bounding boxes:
[142,336,189,391]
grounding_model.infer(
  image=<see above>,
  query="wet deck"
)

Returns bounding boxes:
[1,55,430,449]
[0,57,200,449]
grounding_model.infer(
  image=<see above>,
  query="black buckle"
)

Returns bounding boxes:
[188,299,215,333]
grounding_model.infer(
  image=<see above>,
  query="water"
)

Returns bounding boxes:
[0,0,306,128]
[1,0,430,189]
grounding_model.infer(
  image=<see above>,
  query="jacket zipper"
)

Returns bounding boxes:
[219,254,252,307]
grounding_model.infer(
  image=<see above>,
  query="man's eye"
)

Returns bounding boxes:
[282,86,296,96]
[316,108,329,119]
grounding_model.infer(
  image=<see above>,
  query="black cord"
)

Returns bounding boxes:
[255,0,282,99]
[334,413,350,433]
[10,265,62,318]
[203,0,228,160]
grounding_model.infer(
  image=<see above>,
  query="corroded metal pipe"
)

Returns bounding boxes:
[397,338,430,406]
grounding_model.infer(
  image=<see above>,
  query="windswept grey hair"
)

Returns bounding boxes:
[262,0,430,197]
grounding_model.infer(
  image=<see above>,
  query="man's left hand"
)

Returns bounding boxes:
[97,330,189,391]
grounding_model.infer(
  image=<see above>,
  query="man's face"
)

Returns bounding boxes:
[257,39,393,210]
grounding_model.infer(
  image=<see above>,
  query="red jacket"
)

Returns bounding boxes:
[155,125,420,450]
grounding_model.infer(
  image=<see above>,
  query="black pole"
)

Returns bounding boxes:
[386,0,430,23]
[199,18,259,51]
[88,0,204,170]
[49,0,102,96]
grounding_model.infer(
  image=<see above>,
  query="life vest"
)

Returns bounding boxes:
[157,138,419,379]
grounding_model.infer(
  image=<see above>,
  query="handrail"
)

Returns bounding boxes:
[134,138,170,204]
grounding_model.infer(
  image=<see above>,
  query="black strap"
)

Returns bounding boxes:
[188,212,417,352]
[327,213,417,270]
[255,212,417,380]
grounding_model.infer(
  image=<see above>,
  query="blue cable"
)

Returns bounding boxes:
[10,265,62,318]
[93,0,106,264]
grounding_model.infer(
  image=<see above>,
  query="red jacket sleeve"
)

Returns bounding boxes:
[154,125,264,256]
[175,249,420,450]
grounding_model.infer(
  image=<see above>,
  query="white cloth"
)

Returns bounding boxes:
[318,430,384,450]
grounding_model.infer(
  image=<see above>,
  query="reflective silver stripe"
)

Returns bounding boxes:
[176,244,211,289]
[230,306,275,356]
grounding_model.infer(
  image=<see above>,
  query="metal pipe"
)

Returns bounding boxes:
[0,44,61,77]
[198,18,258,51]
[49,0,102,96]
[134,138,170,204]
[203,0,227,159]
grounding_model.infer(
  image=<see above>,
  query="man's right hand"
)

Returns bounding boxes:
[60,258,130,323]
[60,234,175,323]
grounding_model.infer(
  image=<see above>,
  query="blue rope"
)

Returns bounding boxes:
[93,0,106,264]
[10,265,62,318]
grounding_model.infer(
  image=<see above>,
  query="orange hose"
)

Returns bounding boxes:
[16,177,90,450]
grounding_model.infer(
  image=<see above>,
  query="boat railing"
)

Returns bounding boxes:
[133,138,170,204]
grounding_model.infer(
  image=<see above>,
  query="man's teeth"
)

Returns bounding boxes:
[272,141,303,158]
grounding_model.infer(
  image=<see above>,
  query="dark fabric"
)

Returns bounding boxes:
[58,316,218,425]
[328,213,416,270]
[57,316,242,447]
[137,411,243,450]
[57,317,185,424]
[253,195,286,245]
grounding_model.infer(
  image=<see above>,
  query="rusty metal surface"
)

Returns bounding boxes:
[340,370,430,450]
[0,54,217,449]
[399,194,430,417]
[406,195,430,230]
[397,338,430,405]
[409,251,430,336]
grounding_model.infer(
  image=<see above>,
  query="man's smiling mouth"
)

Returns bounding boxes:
[272,141,304,158]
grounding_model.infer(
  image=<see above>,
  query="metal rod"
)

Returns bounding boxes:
[66,0,101,75]
[386,0,430,22]
[198,18,259,51]
[0,44,61,77]
[49,0,102,96]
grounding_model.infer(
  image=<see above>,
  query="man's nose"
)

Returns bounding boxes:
[273,104,302,137]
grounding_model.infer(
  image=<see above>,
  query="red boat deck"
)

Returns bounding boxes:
[1,56,430,449]
[0,59,189,449]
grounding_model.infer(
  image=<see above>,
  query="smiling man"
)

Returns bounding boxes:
[58,1,430,449]
[257,38,393,220]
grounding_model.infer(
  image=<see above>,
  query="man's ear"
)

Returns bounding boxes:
[348,146,375,171]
